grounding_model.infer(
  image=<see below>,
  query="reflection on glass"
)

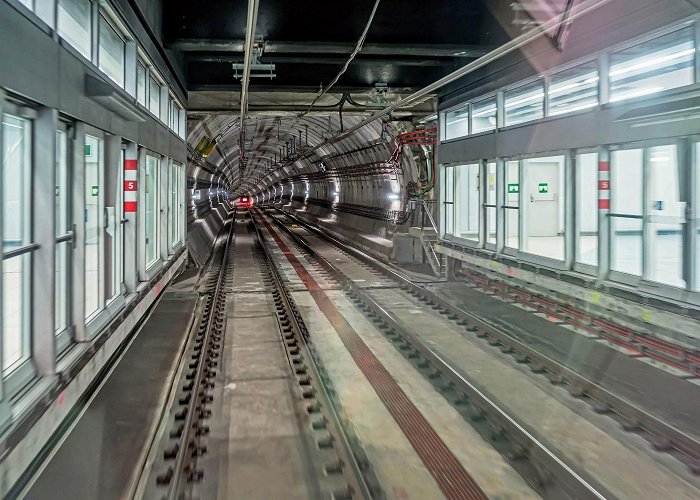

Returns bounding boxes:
[57,0,92,60]
[444,106,469,140]
[2,116,31,372]
[149,77,161,117]
[454,164,480,241]
[611,149,643,275]
[56,130,69,334]
[504,80,544,126]
[443,166,454,235]
[504,160,520,250]
[523,156,565,260]
[471,98,497,134]
[137,63,147,106]
[486,162,497,245]
[98,15,125,87]
[145,156,159,266]
[85,135,103,319]
[576,153,599,266]
[610,27,694,102]
[648,145,684,287]
[549,63,599,116]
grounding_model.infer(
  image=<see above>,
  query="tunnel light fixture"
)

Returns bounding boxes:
[332,191,340,196]
[388,193,400,200]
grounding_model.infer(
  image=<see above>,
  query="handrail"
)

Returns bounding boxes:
[421,199,439,234]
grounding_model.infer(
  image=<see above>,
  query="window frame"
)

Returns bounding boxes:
[55,121,74,353]
[0,100,38,391]
[572,148,600,275]
[97,12,126,88]
[503,77,545,127]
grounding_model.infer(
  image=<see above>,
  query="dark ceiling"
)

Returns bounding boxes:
[164,0,509,92]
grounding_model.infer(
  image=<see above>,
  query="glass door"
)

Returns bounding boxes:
[646,144,685,288]
[55,125,72,348]
[106,148,124,303]
[84,134,104,320]
[144,155,159,267]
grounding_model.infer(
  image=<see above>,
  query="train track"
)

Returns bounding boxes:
[134,211,373,499]
[455,266,700,376]
[248,215,376,499]
[256,205,700,495]
[133,214,236,499]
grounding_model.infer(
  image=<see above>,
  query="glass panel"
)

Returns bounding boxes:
[55,242,68,333]
[504,80,544,126]
[454,164,480,241]
[171,164,179,247]
[106,149,123,301]
[3,254,30,373]
[137,63,147,106]
[504,160,520,250]
[57,0,92,60]
[486,162,497,245]
[471,98,497,134]
[18,0,33,9]
[611,149,643,275]
[148,77,161,117]
[696,143,700,292]
[85,135,103,318]
[145,156,159,266]
[576,153,599,266]
[549,62,599,116]
[2,116,31,373]
[444,106,470,140]
[98,15,125,87]
[56,131,68,236]
[3,116,30,251]
[443,166,454,235]
[523,155,565,260]
[610,27,694,102]
[647,145,685,287]
[56,130,69,334]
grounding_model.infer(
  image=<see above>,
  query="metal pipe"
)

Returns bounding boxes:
[239,0,260,171]
[238,0,613,195]
[299,0,614,155]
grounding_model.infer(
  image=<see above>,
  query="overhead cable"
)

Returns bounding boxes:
[298,0,382,118]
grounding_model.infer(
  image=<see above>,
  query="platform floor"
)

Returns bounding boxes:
[25,270,198,500]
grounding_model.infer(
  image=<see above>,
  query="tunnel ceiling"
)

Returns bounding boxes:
[165,0,507,93]
[163,0,511,192]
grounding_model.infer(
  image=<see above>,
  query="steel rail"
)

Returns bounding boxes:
[239,0,261,174]
[165,216,236,499]
[249,213,375,499]
[260,208,613,500]
[268,206,700,474]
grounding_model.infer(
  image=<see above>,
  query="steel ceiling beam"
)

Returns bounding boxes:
[188,55,448,66]
[168,39,494,58]
[239,0,260,174]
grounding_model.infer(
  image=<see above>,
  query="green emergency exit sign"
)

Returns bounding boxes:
[538,183,549,194]
[507,183,519,194]
[85,144,91,156]
[91,185,99,196]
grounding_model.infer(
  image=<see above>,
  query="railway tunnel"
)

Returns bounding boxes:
[0,0,699,498]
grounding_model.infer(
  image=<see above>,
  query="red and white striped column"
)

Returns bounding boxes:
[124,155,138,213]
[598,158,610,211]
[597,149,611,278]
